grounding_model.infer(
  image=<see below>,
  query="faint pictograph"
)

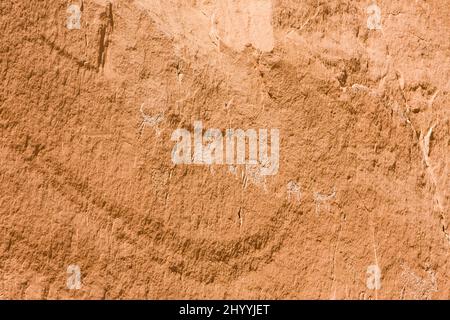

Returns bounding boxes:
[287,181,301,203]
[313,188,336,214]
[228,165,238,176]
[67,4,81,30]
[244,163,268,192]
[366,264,382,290]
[366,3,382,30]
[67,264,81,290]
[139,103,165,137]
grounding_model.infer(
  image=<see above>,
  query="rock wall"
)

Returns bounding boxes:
[0,0,448,299]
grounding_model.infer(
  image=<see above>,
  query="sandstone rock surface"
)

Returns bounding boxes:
[0,0,448,299]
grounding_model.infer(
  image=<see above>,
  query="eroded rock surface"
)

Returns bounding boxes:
[0,0,448,299]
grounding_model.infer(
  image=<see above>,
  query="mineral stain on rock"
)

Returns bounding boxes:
[0,0,448,299]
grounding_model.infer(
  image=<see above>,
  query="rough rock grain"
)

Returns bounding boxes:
[0,0,448,299]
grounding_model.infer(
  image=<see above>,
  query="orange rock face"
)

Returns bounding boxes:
[0,0,448,299]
